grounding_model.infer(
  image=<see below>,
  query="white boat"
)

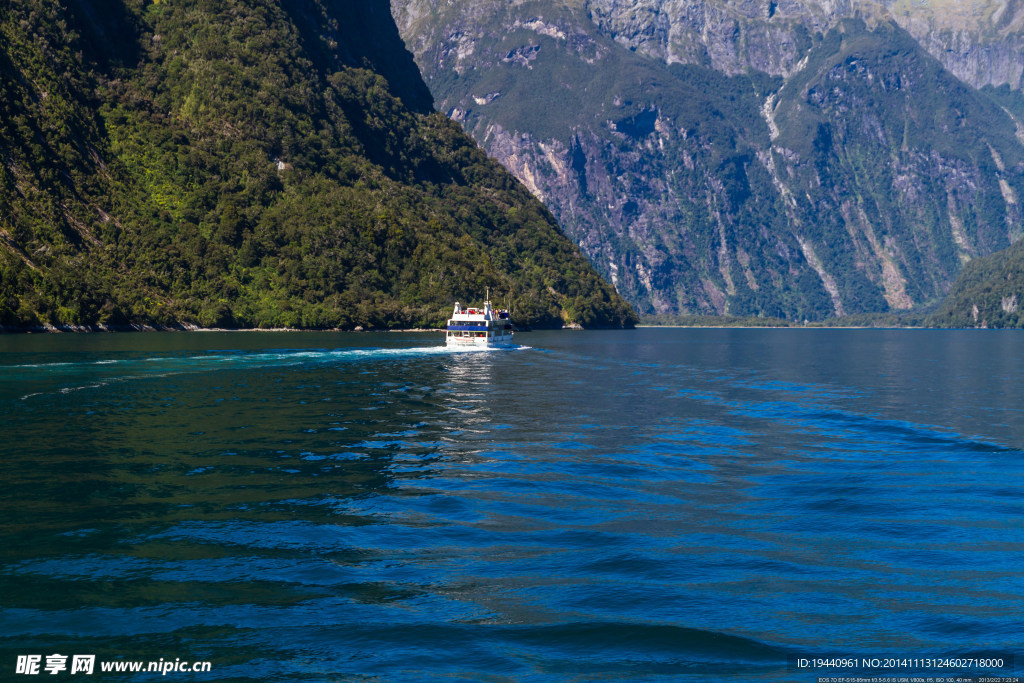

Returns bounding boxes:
[445,295,515,349]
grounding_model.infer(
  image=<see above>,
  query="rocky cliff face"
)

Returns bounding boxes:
[393,0,1024,318]
[887,0,1024,90]
[561,0,1024,89]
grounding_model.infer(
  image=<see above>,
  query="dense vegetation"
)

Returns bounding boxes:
[0,0,636,330]
[928,240,1024,328]
[641,311,932,327]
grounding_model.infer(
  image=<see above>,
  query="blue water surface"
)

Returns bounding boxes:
[1,328,1023,681]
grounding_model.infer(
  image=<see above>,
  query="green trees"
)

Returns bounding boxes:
[929,241,1024,328]
[0,0,635,331]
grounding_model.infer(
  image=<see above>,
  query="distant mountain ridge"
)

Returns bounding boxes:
[393,0,1024,321]
[0,0,636,330]
[575,0,1024,88]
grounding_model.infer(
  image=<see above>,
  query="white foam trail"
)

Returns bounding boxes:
[13,344,530,400]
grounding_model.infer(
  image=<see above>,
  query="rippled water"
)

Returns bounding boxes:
[2,328,1023,681]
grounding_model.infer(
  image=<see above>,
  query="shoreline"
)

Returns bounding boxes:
[635,324,928,330]
[0,320,613,334]
[1,323,996,334]
[0,323,447,335]
[637,325,1018,330]
[1,323,586,334]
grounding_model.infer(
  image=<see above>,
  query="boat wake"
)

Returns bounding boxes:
[10,344,530,400]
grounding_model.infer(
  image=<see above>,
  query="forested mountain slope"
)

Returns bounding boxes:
[0,0,635,330]
[929,240,1024,328]
[394,0,1024,320]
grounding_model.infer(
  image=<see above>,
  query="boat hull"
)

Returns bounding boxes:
[445,334,516,349]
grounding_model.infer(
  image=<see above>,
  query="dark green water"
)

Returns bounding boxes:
[2,328,1023,681]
